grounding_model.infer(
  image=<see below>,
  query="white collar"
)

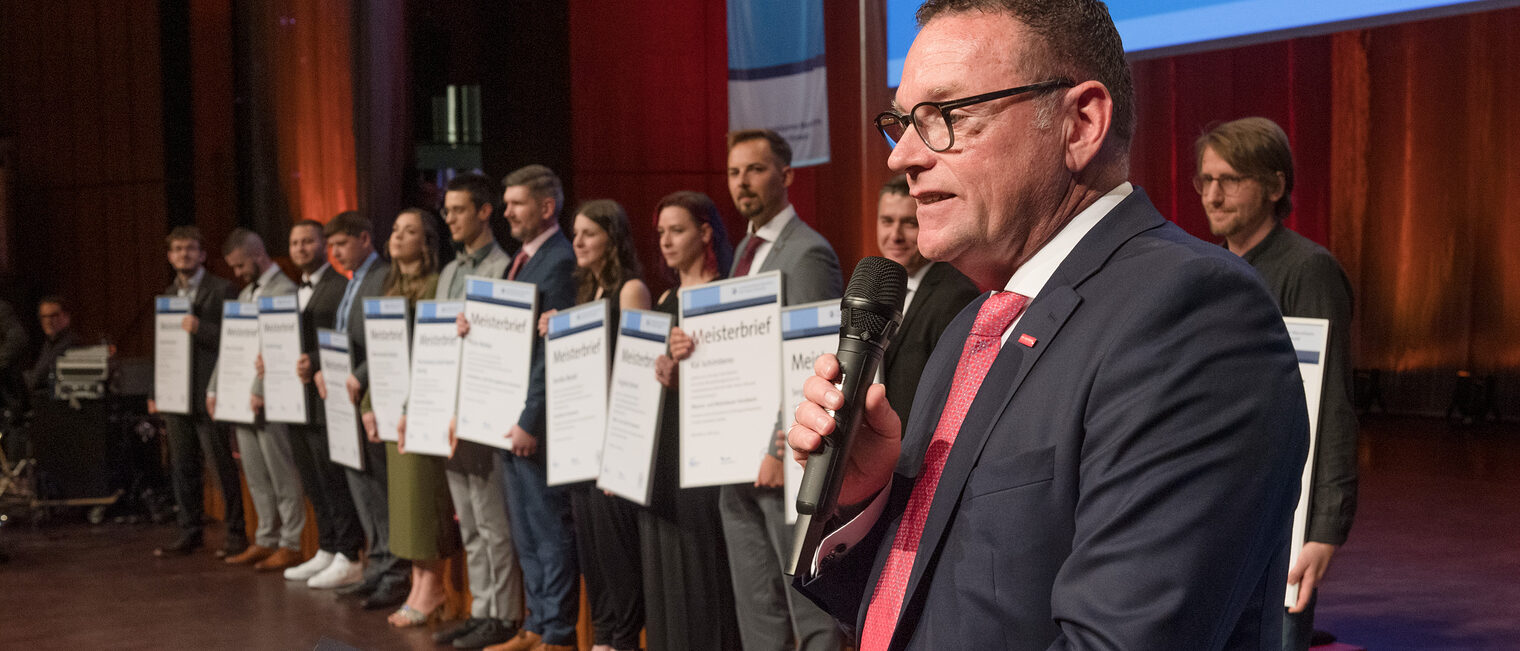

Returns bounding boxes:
[751,204,797,242]
[521,224,559,258]
[906,260,933,291]
[255,263,284,288]
[303,263,330,283]
[1002,182,1133,298]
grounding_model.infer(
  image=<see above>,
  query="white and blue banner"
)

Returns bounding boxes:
[728,0,830,167]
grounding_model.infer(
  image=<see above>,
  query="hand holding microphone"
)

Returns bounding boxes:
[791,256,908,520]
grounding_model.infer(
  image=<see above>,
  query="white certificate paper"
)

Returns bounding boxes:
[258,294,306,424]
[455,277,537,451]
[363,298,411,443]
[318,329,364,470]
[678,272,783,487]
[780,300,840,524]
[405,301,465,457]
[154,296,193,414]
[214,301,260,424]
[597,309,671,505]
[545,300,611,486]
[1283,316,1330,607]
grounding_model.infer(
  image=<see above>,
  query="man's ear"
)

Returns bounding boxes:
[1062,80,1114,174]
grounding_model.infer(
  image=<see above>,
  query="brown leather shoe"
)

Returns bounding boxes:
[254,547,303,571]
[483,630,541,651]
[224,544,275,565]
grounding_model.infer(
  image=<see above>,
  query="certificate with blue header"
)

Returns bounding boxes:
[597,309,671,505]
[405,301,464,457]
[214,301,260,424]
[1283,316,1329,607]
[780,300,840,524]
[455,276,538,451]
[318,329,363,470]
[545,300,610,486]
[363,298,411,443]
[678,272,783,487]
[154,296,193,414]
[258,294,306,424]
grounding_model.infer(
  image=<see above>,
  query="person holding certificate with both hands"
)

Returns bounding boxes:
[363,208,462,629]
[535,199,650,651]
[645,190,741,651]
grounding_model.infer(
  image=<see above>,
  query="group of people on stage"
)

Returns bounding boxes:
[141,129,984,651]
[132,1,1357,649]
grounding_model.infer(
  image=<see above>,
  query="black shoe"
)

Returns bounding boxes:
[336,577,379,598]
[452,618,515,649]
[360,580,410,610]
[154,533,203,557]
[433,618,486,644]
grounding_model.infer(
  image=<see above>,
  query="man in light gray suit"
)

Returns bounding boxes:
[425,172,525,650]
[206,228,306,571]
[320,211,411,608]
[721,129,843,651]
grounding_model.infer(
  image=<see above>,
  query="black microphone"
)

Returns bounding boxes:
[794,256,907,519]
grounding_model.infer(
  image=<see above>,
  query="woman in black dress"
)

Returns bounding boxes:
[538,199,651,651]
[644,191,741,650]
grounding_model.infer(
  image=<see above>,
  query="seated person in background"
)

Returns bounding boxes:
[24,295,76,400]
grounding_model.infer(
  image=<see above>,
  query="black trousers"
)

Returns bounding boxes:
[163,412,245,545]
[286,423,364,558]
[570,484,644,649]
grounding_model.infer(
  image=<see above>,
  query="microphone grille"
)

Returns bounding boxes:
[844,257,908,334]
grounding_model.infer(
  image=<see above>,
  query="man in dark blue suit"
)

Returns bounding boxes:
[788,1,1309,649]
[486,164,580,651]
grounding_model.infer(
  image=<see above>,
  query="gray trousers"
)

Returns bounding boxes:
[234,422,305,549]
[446,448,523,620]
[720,483,841,651]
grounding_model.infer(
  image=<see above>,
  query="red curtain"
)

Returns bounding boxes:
[1131,7,1520,391]
[262,0,359,229]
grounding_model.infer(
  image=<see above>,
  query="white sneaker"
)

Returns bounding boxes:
[283,550,334,581]
[307,553,363,589]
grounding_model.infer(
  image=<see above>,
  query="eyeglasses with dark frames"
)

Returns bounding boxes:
[874,79,1075,152]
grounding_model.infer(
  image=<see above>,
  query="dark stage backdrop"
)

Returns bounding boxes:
[1,2,1516,415]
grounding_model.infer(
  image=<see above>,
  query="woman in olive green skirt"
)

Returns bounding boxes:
[360,208,461,628]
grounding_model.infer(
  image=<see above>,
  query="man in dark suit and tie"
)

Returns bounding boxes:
[484,164,580,651]
[320,211,411,607]
[874,175,979,429]
[788,1,1308,649]
[149,226,245,558]
[280,219,365,588]
[718,128,843,651]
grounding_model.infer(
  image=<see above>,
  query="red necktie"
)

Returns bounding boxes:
[732,234,766,277]
[858,291,1031,650]
[507,250,530,281]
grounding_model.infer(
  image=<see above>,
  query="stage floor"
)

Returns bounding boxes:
[1,415,1516,650]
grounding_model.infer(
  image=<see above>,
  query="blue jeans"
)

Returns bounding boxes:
[500,450,579,645]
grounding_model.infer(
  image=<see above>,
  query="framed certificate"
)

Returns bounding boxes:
[545,300,611,486]
[213,301,260,424]
[153,296,193,415]
[677,272,783,487]
[258,294,306,424]
[403,300,464,457]
[455,277,538,451]
[318,329,364,470]
[363,297,411,443]
[1283,316,1330,608]
[596,308,671,505]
